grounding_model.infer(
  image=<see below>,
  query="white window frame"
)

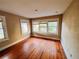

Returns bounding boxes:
[20,19,29,37]
[0,16,9,42]
[48,21,58,34]
[32,21,40,33]
[32,24,39,32]
[39,23,47,33]
[32,19,58,35]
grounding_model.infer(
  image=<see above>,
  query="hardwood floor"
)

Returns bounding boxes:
[0,37,66,59]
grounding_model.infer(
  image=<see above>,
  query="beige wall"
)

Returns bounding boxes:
[0,11,30,50]
[61,0,79,59]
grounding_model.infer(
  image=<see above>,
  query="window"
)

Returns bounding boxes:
[39,23,47,33]
[32,22,39,32]
[32,21,58,34]
[0,16,8,42]
[32,24,39,32]
[48,22,57,33]
[0,21,5,39]
[21,20,28,36]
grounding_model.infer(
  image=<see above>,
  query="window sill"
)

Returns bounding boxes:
[0,39,9,43]
[33,32,58,35]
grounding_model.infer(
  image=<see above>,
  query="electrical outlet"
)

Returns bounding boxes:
[70,54,72,57]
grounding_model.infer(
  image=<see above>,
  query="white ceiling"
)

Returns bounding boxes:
[0,0,72,18]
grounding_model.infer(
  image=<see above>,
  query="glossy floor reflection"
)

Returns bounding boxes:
[0,37,66,59]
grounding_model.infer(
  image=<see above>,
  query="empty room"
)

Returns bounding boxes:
[0,0,79,59]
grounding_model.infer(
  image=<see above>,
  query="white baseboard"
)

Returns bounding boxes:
[61,41,68,59]
[0,35,30,51]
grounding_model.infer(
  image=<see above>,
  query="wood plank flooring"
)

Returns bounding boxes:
[0,37,66,59]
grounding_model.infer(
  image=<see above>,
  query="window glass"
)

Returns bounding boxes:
[32,24,39,32]
[21,22,28,36]
[0,22,5,39]
[39,24,47,33]
[0,16,8,42]
[48,22,57,27]
[48,22,57,33]
[32,21,58,34]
